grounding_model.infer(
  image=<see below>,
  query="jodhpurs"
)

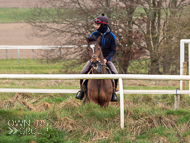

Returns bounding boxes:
[80,60,118,89]
[80,60,118,74]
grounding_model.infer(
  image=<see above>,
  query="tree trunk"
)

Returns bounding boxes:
[119,58,130,74]
[150,52,160,74]
[163,61,171,74]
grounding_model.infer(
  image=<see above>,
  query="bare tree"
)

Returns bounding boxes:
[22,0,190,74]
[22,0,145,73]
[135,0,189,74]
[160,0,190,74]
[110,0,146,73]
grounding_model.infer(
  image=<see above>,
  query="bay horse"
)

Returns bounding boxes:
[83,36,113,107]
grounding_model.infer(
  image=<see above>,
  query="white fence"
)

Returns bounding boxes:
[0,45,87,62]
[0,40,189,128]
[0,74,190,128]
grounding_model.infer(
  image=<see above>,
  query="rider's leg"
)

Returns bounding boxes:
[107,61,118,102]
[75,79,84,100]
[107,61,118,74]
[75,61,91,100]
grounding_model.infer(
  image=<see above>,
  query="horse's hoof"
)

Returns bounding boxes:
[111,94,118,102]
[75,91,84,100]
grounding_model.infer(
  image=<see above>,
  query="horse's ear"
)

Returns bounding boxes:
[97,36,101,43]
[86,37,89,43]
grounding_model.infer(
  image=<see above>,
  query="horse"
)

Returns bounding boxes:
[83,36,113,107]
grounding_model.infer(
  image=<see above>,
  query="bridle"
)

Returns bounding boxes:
[87,42,105,73]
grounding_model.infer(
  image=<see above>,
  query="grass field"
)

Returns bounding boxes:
[0,8,72,23]
[0,59,190,143]
[0,8,30,23]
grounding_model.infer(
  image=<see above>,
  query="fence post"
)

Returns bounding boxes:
[33,49,35,59]
[17,49,19,63]
[6,49,8,59]
[182,62,187,90]
[174,89,177,110]
[174,88,180,110]
[47,49,48,63]
[60,48,61,58]
[119,78,124,129]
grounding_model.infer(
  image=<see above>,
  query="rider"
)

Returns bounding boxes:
[75,14,118,102]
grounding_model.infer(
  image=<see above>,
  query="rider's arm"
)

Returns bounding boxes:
[105,33,116,61]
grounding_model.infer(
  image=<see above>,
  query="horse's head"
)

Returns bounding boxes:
[86,36,102,69]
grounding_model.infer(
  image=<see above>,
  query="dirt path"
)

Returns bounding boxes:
[0,23,51,59]
[0,23,46,45]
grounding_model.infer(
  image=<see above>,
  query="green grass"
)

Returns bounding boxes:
[0,8,66,23]
[0,8,31,23]
[0,7,75,23]
[0,59,83,74]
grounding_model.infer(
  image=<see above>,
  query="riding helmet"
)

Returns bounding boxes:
[94,14,109,25]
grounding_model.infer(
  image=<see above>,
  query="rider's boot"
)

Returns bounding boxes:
[75,80,84,100]
[111,79,118,102]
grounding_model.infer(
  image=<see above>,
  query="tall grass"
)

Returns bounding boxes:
[0,92,190,142]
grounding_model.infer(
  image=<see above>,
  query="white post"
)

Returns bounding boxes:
[6,49,8,59]
[33,49,35,59]
[47,49,48,63]
[180,40,185,90]
[189,43,190,95]
[17,49,19,63]
[174,94,177,110]
[119,78,124,129]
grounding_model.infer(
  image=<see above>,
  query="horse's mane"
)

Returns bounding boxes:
[87,36,97,42]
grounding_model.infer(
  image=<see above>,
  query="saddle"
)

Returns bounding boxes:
[80,67,118,91]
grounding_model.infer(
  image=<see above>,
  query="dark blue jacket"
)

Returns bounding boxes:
[90,27,116,61]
